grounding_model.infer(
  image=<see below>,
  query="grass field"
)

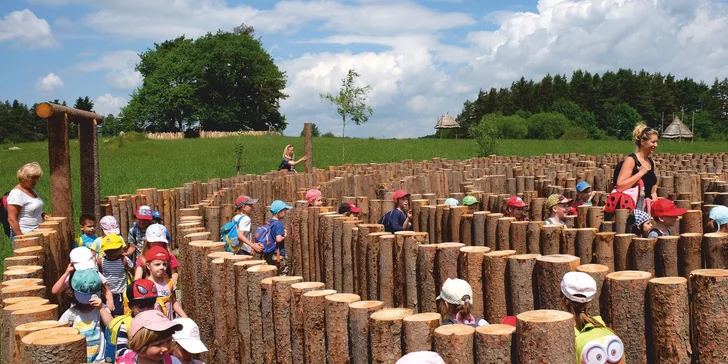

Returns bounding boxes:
[1,134,727,264]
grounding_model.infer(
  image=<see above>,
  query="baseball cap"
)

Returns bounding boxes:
[338,202,361,215]
[235,195,259,209]
[71,269,102,304]
[444,198,459,207]
[507,196,526,208]
[561,271,597,304]
[436,278,473,306]
[172,318,209,354]
[152,210,162,221]
[651,199,687,217]
[136,205,154,220]
[463,195,478,206]
[393,190,410,201]
[396,351,445,364]
[70,247,96,270]
[270,200,293,214]
[145,246,169,262]
[129,310,183,338]
[633,210,651,227]
[99,215,120,235]
[101,234,124,251]
[145,223,169,244]
[576,181,591,193]
[546,194,572,210]
[305,189,322,204]
[126,279,158,303]
[709,205,728,230]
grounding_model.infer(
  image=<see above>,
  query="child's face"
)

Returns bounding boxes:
[510,206,525,218]
[146,259,168,279]
[242,205,253,214]
[142,335,174,360]
[172,344,193,362]
[311,197,323,207]
[81,220,96,236]
[554,203,568,219]
[397,198,409,210]
[277,209,288,218]
[468,204,478,213]
[642,220,654,235]
[659,216,678,227]
[577,190,590,201]
[105,247,123,260]
[137,219,151,231]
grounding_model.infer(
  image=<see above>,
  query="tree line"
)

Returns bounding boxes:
[450,69,728,141]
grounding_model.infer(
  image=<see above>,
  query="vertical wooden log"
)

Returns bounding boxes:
[576,205,590,229]
[323,214,339,289]
[587,206,604,229]
[458,246,491,319]
[46,113,73,220]
[460,214,473,246]
[678,233,703,278]
[576,264,609,317]
[377,234,395,307]
[509,221,529,254]
[576,228,597,265]
[349,301,384,364]
[436,243,466,298]
[326,293,361,364]
[680,210,703,234]
[272,276,304,364]
[357,224,385,299]
[392,231,413,308]
[614,209,630,234]
[370,308,413,364]
[403,232,428,311]
[304,123,313,173]
[188,241,225,358]
[516,310,575,364]
[561,228,578,256]
[292,282,325,364]
[507,254,540,315]
[247,265,278,364]
[476,324,515,364]
[303,289,337,364]
[605,270,652,364]
[539,224,563,255]
[418,244,438,313]
[342,220,359,294]
[703,233,728,268]
[497,217,515,251]
[484,250,517,323]
[367,232,389,301]
[234,260,266,363]
[649,277,691,364]
[485,213,503,250]
[614,233,636,271]
[435,205,445,244]
[434,324,475,364]
[535,254,580,310]
[473,211,487,247]
[403,312,441,353]
[691,269,728,363]
[594,232,616,272]
[210,257,228,363]
[632,238,657,274]
[655,236,679,277]
[526,221,544,254]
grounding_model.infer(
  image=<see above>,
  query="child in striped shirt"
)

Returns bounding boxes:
[97,234,134,316]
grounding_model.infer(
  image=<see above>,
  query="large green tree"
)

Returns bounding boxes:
[121,26,288,133]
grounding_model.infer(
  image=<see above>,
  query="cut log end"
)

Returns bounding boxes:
[303,289,337,298]
[509,253,541,260]
[459,246,491,254]
[517,309,573,323]
[690,269,728,277]
[291,282,325,290]
[536,254,580,264]
[403,312,441,323]
[349,300,384,310]
[649,276,687,285]
[434,323,476,336]
[576,264,609,274]
[476,323,516,335]
[370,308,413,321]
[246,265,278,274]
[326,293,361,303]
[606,270,653,280]
[485,250,517,257]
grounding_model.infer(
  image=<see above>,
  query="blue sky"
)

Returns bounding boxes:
[2,0,728,138]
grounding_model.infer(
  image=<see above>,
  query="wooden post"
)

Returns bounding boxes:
[205,205,222,242]
[326,293,361,364]
[357,224,384,299]
[234,260,266,363]
[434,324,475,364]
[576,228,597,264]
[342,220,359,293]
[20,328,85,363]
[614,209,630,234]
[536,254,580,310]
[272,276,304,364]
[576,264,609,317]
[6,304,58,364]
[594,232,616,271]
[247,265,278,364]
[678,233,702,277]
[632,238,657,274]
[497,217,515,251]
[655,236,679,277]
[303,289,337,364]
[458,246,491,319]
[539,224,563,255]
[78,118,101,218]
[649,277,691,364]
[510,221,528,254]
[680,210,703,234]
[526,221,544,254]
[614,233,635,271]
[473,211,487,246]
[691,269,728,363]
[436,243,465,301]
[403,232,428,310]
[13,320,66,364]
[476,324,515,364]
[261,277,276,364]
[449,206,468,243]
[484,250,516,323]
[460,213,473,246]
[703,233,728,268]
[370,308,413,363]
[403,312,441,353]
[304,123,313,173]
[418,244,438,313]
[516,310,575,364]
[44,112,73,220]
[485,213,503,250]
[605,270,652,364]
[367,232,389,301]
[349,301,384,364]
[507,254,540,315]
[292,282,325,364]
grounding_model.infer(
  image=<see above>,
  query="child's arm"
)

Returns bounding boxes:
[103,283,115,312]
[134,266,144,280]
[90,296,113,326]
[115,323,131,358]
[124,243,136,257]
[170,267,179,288]
[51,264,74,295]
[171,294,187,318]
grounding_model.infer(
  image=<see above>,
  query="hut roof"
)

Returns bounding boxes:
[435,112,460,129]
[662,115,693,139]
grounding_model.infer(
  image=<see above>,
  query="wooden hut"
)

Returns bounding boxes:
[662,115,693,140]
[435,112,460,138]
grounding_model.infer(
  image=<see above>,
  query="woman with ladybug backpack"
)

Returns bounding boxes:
[607,124,659,214]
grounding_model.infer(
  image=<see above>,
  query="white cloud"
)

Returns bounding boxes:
[94,94,128,116]
[0,9,58,48]
[36,73,63,93]
[76,50,142,90]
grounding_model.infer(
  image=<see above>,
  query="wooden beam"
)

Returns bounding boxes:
[35,103,104,123]
[47,113,73,220]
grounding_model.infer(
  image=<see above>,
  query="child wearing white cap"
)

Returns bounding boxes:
[437,278,487,327]
[561,271,625,364]
[171,318,208,364]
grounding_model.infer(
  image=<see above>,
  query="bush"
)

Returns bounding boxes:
[497,115,528,139]
[322,132,336,138]
[527,112,571,139]
[470,118,499,156]
[561,126,589,140]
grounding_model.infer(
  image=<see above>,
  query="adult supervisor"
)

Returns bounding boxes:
[614,124,658,212]
[278,144,307,173]
[7,162,47,244]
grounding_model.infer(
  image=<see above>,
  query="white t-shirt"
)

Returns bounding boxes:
[59,306,110,362]
[6,189,44,233]
[236,214,253,254]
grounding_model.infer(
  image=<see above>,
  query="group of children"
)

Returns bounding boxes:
[57,205,206,363]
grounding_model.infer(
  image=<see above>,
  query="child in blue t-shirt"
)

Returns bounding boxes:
[265,200,292,275]
[379,190,412,233]
[77,213,101,256]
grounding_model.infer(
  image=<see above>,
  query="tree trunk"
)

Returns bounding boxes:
[649,277,691,364]
[703,233,728,268]
[576,264,609,317]
[369,308,413,364]
[247,265,278,364]
[510,221,529,254]
[326,293,361,364]
[292,282,326,364]
[655,236,679,277]
[233,259,266,364]
[691,269,728,363]
[475,324,515,364]
[349,300,384,364]
[357,224,385,299]
[526,221,544,254]
[594,232,616,271]
[261,277,276,364]
[433,324,475,364]
[458,246,491,319]
[535,254,580,310]
[678,233,702,277]
[272,276,304,364]
[403,312,441,353]
[516,310,575,364]
[20,328,85,363]
[484,250,516,323]
[418,244,438,313]
[304,289,337,364]
[576,228,597,264]
[403,232,428,310]
[614,233,635,271]
[631,238,657,274]
[539,224,563,255]
[507,254,540,315]
[605,270,652,364]
[497,217,515,251]
[13,320,66,364]
[378,234,395,307]
[561,228,578,256]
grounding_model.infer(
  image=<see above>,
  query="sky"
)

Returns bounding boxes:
[2,0,728,138]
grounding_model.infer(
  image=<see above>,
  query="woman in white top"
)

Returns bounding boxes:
[7,162,47,244]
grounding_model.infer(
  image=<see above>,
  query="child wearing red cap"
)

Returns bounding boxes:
[145,246,187,320]
[229,195,263,255]
[504,196,528,221]
[379,190,412,233]
[338,202,361,218]
[647,199,686,238]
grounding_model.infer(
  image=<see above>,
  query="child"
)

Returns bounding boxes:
[648,199,686,238]
[444,198,459,207]
[337,202,361,218]
[152,210,173,243]
[115,310,184,364]
[77,213,101,256]
[544,194,572,226]
[98,234,134,316]
[437,278,487,327]
[52,247,116,313]
[574,181,595,207]
[127,205,154,262]
[561,271,624,364]
[171,317,208,364]
[379,189,412,233]
[261,200,292,275]
[462,195,479,213]
[228,195,263,255]
[58,269,113,362]
[628,210,653,238]
[93,215,122,259]
[709,205,728,233]
[504,196,528,221]
[306,189,323,207]
[134,224,180,288]
[105,279,159,362]
[145,246,187,320]
[396,351,445,364]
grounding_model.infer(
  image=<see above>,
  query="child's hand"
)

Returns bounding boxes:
[89,296,103,308]
[251,243,264,253]
[171,277,178,290]
[588,191,596,201]
[107,301,115,312]
[65,264,75,275]
[407,210,413,219]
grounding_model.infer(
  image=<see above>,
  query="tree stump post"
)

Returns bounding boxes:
[272,276,304,364]
[370,308,414,364]
[233,259,266,363]
[703,233,728,268]
[678,233,703,278]
[403,232,428,310]
[655,236,679,277]
[434,324,475,364]
[303,289,337,364]
[516,310,575,364]
[497,217,515,251]
[594,232,616,271]
[614,209,630,234]
[632,238,657,274]
[436,243,466,297]
[342,220,360,294]
[460,213,474,246]
[560,228,578,256]
[507,254,540,315]
[536,254,580,310]
[20,328,85,363]
[403,312,441,353]
[540,224,563,255]
[247,265,278,364]
[649,277,691,364]
[357,224,385,299]
[473,211,487,246]
[576,264,609,317]
[261,277,276,364]
[485,213,503,250]
[449,206,468,243]
[526,221,544,254]
[349,300,384,364]
[377,234,396,307]
[459,246,491,319]
[367,232,390,301]
[326,293,361,364]
[509,221,529,254]
[680,210,703,234]
[475,324,515,364]
[292,282,325,364]
[605,270,652,364]
[418,244,438,313]
[614,233,635,271]
[484,250,517,323]
[690,269,728,363]
[576,228,597,264]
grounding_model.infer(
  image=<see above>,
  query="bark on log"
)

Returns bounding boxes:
[261,277,276,364]
[342,220,360,294]
[484,250,516,323]
[485,213,503,250]
[539,224,563,256]
[402,312,441,353]
[2,299,50,364]
[367,232,390,301]
[703,233,728,268]
[247,265,278,364]
[433,324,475,364]
[20,328,85,364]
[614,209,630,234]
[509,221,529,254]
[475,324,515,364]
[690,269,728,364]
[357,224,385,299]
[403,232,428,310]
[516,310,575,364]
[13,320,66,364]
[449,206,468,243]
[678,233,703,278]
[680,210,703,234]
[649,277,691,364]
[526,221,544,254]
[5,304,58,364]
[378,234,396,307]
[460,214,473,246]
[326,293,361,364]
[234,260,266,364]
[655,236,679,277]
[605,270,652,364]
[418,244,438,313]
[370,308,413,364]
[349,300,384,364]
[292,282,326,364]
[436,243,466,297]
[458,246,491,319]
[561,228,578,256]
[272,276,304,364]
[576,228,597,265]
[536,254,580,310]
[614,234,636,271]
[632,238,657,274]
[507,254,540,315]
[473,211,487,247]
[594,232,616,272]
[576,264,609,317]
[497,217,515,251]
[210,257,228,363]
[588,206,604,229]
[303,289,337,364]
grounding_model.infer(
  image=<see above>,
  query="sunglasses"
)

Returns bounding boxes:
[641,127,654,138]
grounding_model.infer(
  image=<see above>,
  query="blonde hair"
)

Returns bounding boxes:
[17,162,42,183]
[282,144,294,159]
[632,123,659,148]
[562,296,605,331]
[128,327,176,353]
[440,294,473,319]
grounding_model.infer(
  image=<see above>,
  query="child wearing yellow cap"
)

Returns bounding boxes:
[97,234,134,316]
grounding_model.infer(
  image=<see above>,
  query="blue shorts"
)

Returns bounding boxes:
[111,293,124,316]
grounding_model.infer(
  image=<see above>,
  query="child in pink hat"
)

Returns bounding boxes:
[116,310,183,363]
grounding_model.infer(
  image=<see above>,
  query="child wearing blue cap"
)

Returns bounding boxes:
[256,200,292,275]
[709,205,728,233]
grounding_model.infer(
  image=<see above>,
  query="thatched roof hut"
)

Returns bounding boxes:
[435,112,460,130]
[662,115,693,140]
